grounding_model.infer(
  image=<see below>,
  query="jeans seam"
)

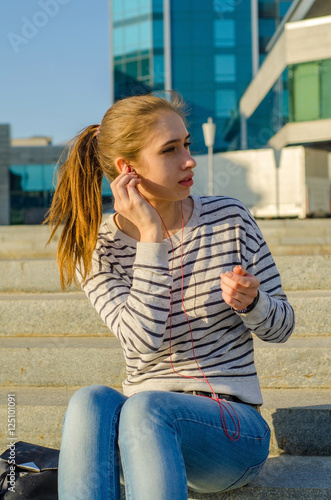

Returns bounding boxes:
[109,401,126,500]
[172,417,270,441]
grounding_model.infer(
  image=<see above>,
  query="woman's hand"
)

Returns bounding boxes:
[220,265,260,311]
[110,166,163,242]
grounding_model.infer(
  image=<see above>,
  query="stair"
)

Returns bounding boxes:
[0,221,330,498]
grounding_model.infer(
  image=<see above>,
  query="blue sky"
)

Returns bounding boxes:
[0,0,110,145]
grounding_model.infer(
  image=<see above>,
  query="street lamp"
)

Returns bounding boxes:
[202,117,216,196]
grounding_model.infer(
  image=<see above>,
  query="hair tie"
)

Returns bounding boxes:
[94,126,100,138]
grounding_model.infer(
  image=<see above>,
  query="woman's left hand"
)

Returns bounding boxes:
[220,265,260,311]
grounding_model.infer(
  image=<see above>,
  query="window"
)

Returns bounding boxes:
[9,164,56,224]
[216,90,237,118]
[214,19,235,48]
[153,19,164,49]
[321,59,331,119]
[153,55,164,84]
[124,23,139,51]
[139,20,152,51]
[113,27,124,57]
[213,0,235,14]
[290,62,320,122]
[215,55,236,82]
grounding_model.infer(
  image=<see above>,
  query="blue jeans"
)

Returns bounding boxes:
[58,386,270,500]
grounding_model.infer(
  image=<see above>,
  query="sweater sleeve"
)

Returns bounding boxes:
[81,241,173,355]
[233,210,295,343]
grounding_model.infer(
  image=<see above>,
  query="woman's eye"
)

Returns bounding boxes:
[185,142,192,149]
[163,147,175,153]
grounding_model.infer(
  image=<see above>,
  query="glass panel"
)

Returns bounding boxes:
[112,0,123,21]
[126,60,138,78]
[124,23,139,51]
[321,59,331,119]
[259,1,277,18]
[44,164,57,190]
[216,90,237,118]
[214,19,235,48]
[215,55,236,82]
[152,0,163,13]
[10,164,56,192]
[142,56,151,77]
[213,0,235,14]
[153,19,164,49]
[153,55,164,84]
[293,62,319,121]
[113,27,124,57]
[258,18,276,37]
[124,0,139,18]
[279,1,292,18]
[139,20,152,50]
[9,164,58,225]
[102,176,112,196]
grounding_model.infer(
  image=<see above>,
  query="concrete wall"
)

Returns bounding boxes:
[0,125,10,225]
[11,144,65,165]
[192,146,330,218]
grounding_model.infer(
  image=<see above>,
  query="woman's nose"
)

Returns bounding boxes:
[183,150,197,169]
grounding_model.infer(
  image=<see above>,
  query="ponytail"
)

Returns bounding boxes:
[45,125,103,289]
[46,93,188,289]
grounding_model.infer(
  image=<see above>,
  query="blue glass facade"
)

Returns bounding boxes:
[111,0,294,152]
[246,68,289,149]
[9,164,57,224]
[113,0,165,98]
[10,163,113,224]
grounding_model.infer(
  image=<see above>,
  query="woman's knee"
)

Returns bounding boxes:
[119,391,165,425]
[118,391,171,458]
[65,385,123,422]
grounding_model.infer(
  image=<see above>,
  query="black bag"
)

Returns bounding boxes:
[0,441,59,499]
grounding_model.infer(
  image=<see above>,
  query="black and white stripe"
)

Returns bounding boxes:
[79,196,295,404]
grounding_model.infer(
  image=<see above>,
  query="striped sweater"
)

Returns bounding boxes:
[80,196,295,404]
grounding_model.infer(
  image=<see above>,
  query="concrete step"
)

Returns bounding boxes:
[286,290,331,336]
[0,337,126,388]
[0,255,330,292]
[267,244,331,256]
[187,455,331,499]
[0,293,109,336]
[254,336,331,389]
[0,225,59,259]
[1,219,331,259]
[0,336,330,389]
[258,218,331,242]
[0,290,330,337]
[0,388,330,456]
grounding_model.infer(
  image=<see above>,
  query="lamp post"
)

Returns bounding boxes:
[202,117,216,196]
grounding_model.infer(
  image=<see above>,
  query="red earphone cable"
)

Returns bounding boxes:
[156,200,241,441]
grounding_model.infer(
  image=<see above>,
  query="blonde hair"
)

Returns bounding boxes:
[45,92,187,289]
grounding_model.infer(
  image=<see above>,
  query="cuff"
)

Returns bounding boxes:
[235,290,271,326]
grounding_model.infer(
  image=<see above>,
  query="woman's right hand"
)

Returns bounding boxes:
[110,166,163,242]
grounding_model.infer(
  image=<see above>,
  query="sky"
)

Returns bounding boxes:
[0,0,111,145]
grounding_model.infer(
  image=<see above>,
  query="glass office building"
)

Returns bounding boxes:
[110,0,293,152]
[246,58,331,149]
[9,160,112,225]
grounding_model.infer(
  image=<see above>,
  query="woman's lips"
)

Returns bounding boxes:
[179,176,194,187]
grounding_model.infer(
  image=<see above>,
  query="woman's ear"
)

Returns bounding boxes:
[114,157,129,174]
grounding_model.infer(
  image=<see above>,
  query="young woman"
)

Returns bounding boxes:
[47,93,295,500]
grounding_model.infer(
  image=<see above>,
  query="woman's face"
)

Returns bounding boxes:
[133,111,197,203]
